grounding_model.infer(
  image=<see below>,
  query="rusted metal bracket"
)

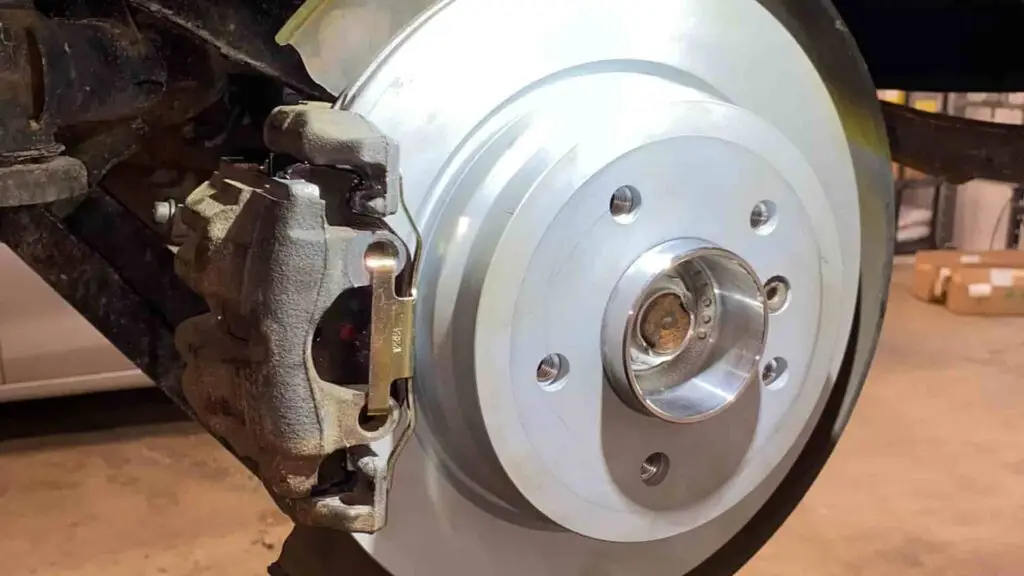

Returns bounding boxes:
[171,103,417,535]
[883,101,1024,185]
[126,0,329,98]
[0,4,229,208]
[173,163,415,533]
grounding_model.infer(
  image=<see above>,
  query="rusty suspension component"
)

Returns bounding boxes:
[0,2,227,208]
[883,100,1024,185]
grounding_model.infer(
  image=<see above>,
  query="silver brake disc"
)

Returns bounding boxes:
[282,0,893,573]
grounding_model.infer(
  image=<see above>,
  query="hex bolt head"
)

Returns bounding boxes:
[153,199,178,224]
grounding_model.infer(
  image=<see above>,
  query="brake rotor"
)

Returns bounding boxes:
[298,0,892,573]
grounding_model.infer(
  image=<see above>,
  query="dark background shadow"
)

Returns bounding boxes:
[0,388,191,451]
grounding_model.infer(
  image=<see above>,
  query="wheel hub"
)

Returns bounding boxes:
[638,292,690,356]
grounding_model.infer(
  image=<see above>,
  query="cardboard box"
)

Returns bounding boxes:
[946,268,1024,316]
[911,250,1024,303]
[893,163,931,181]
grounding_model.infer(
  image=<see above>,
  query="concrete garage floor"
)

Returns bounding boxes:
[1,265,1023,576]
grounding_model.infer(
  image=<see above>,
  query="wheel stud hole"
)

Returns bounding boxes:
[610,185,641,224]
[536,353,570,390]
[750,200,778,235]
[764,276,790,314]
[761,357,789,389]
[641,452,670,486]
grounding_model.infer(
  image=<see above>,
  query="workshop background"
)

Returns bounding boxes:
[1,92,1023,575]
[881,90,1024,254]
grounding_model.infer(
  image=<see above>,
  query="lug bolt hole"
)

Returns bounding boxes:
[641,452,670,486]
[610,185,642,224]
[750,200,778,235]
[536,353,570,390]
[761,357,789,389]
[764,276,790,313]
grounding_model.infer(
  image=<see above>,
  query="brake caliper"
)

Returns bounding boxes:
[173,103,416,533]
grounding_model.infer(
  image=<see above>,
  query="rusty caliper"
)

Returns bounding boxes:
[172,102,417,533]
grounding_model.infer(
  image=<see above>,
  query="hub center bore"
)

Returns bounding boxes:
[603,239,768,424]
